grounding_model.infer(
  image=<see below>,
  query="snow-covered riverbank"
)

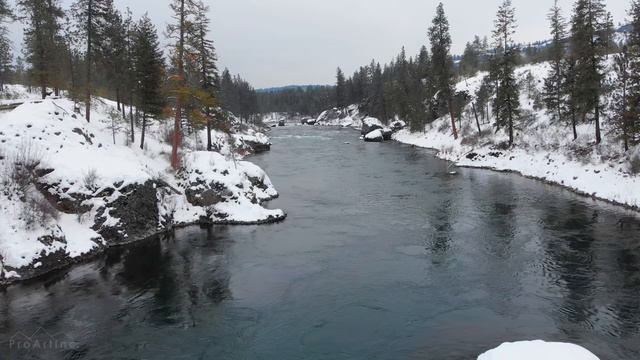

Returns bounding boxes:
[0,87,284,285]
[316,61,640,212]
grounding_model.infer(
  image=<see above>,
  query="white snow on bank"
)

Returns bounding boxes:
[171,151,283,224]
[478,341,599,360]
[0,85,51,105]
[0,86,283,281]
[391,60,640,210]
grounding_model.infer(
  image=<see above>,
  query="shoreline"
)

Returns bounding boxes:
[307,123,640,215]
[390,131,640,215]
[0,207,286,288]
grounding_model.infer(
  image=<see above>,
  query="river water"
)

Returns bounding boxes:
[1,127,640,359]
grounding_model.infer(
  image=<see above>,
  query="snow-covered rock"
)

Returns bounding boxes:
[478,341,599,360]
[364,129,384,142]
[0,88,284,285]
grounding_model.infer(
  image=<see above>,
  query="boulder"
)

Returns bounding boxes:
[382,127,393,141]
[244,139,271,153]
[364,129,384,142]
[93,181,160,245]
[361,117,384,136]
[391,120,406,131]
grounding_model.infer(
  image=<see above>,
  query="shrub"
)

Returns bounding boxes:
[21,192,59,229]
[83,168,99,192]
[9,141,43,193]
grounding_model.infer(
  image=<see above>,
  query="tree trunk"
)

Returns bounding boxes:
[572,111,578,141]
[472,102,482,136]
[85,0,93,123]
[594,100,601,145]
[116,87,121,111]
[171,0,186,170]
[448,101,458,140]
[140,113,147,150]
[129,100,135,144]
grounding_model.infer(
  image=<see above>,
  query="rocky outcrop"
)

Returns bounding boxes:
[93,181,161,245]
[243,139,271,153]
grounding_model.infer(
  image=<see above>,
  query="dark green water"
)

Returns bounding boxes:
[1,127,640,359]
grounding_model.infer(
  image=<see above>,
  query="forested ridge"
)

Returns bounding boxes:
[332,0,636,151]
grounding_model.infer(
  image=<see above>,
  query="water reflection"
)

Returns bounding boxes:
[1,128,640,359]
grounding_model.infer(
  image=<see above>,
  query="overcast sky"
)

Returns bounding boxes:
[5,0,629,88]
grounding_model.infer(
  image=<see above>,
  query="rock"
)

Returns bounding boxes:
[391,120,407,131]
[364,129,384,142]
[278,120,286,127]
[382,128,393,141]
[466,152,479,161]
[244,140,271,153]
[185,183,230,207]
[93,181,160,245]
[361,123,383,136]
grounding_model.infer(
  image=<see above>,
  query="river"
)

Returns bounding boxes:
[1,126,639,359]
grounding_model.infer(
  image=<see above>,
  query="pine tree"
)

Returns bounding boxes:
[0,0,13,91]
[611,45,634,151]
[563,55,580,140]
[0,34,11,90]
[0,0,11,18]
[167,0,198,169]
[570,0,609,144]
[543,0,567,123]
[18,0,64,99]
[429,2,458,139]
[492,0,521,146]
[336,67,347,108]
[188,0,219,151]
[134,15,165,150]
[72,0,111,122]
[625,0,640,149]
[100,4,129,112]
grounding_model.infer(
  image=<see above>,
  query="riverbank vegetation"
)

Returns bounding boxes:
[335,0,633,150]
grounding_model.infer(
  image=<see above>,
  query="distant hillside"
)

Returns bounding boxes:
[257,85,334,94]
[618,24,632,33]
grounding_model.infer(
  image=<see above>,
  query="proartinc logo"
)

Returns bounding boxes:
[7,328,80,353]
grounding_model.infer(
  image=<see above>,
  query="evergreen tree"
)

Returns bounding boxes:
[0,0,13,91]
[188,0,219,151]
[429,2,458,139]
[72,0,111,122]
[167,0,198,169]
[0,35,10,90]
[492,0,521,146]
[18,0,64,99]
[543,0,567,123]
[570,0,609,144]
[134,15,165,150]
[336,67,347,108]
[610,45,634,151]
[100,4,129,112]
[0,0,11,18]
[563,55,580,140]
[624,0,640,149]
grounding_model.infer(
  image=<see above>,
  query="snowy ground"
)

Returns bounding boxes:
[478,340,599,360]
[319,60,640,211]
[0,87,284,284]
[0,85,53,105]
